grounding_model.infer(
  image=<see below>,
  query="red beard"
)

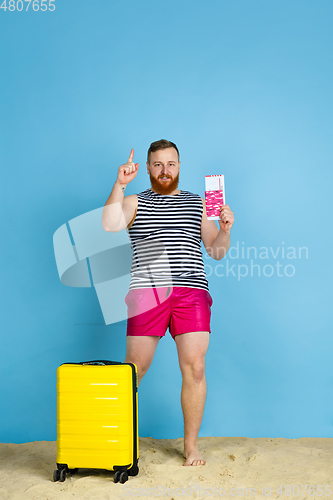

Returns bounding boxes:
[149,172,180,195]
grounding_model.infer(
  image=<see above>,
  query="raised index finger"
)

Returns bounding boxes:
[127,148,134,163]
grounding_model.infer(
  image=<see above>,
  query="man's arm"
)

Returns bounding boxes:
[102,149,139,232]
[200,197,234,260]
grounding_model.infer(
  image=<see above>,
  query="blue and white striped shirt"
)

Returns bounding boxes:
[127,189,209,291]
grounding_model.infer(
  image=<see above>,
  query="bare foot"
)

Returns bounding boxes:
[183,446,206,466]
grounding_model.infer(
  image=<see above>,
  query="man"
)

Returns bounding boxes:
[102,140,234,466]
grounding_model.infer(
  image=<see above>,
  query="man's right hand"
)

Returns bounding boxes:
[116,149,139,186]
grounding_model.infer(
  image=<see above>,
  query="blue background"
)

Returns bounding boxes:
[1,0,332,443]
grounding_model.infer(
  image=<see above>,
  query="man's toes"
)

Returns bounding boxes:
[183,451,206,466]
[191,458,206,466]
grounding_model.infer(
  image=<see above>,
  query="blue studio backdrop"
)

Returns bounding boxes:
[1,0,333,443]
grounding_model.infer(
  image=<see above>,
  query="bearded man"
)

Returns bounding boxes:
[102,139,234,466]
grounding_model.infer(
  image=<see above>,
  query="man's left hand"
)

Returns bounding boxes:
[218,205,234,234]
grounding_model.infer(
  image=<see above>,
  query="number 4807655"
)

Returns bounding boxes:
[0,0,55,11]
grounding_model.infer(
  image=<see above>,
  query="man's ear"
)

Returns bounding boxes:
[146,161,150,174]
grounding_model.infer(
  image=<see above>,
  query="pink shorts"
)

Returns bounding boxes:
[125,286,213,340]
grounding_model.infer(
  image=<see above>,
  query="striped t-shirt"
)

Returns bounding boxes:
[127,189,209,291]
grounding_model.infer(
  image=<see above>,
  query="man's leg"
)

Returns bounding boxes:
[174,331,210,466]
[125,335,161,387]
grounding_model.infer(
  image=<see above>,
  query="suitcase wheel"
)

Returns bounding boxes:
[59,469,67,482]
[53,470,60,482]
[114,470,128,483]
[119,471,128,483]
[53,468,67,482]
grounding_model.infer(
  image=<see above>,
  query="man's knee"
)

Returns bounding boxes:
[181,360,205,382]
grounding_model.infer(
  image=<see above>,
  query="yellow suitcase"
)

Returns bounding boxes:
[53,360,139,484]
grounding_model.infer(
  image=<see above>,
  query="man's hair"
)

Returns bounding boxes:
[147,139,180,164]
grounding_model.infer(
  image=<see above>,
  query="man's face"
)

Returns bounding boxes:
[147,147,181,195]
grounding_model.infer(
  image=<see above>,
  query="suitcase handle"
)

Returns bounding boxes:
[81,360,121,366]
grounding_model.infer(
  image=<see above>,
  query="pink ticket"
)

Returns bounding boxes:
[205,175,225,220]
